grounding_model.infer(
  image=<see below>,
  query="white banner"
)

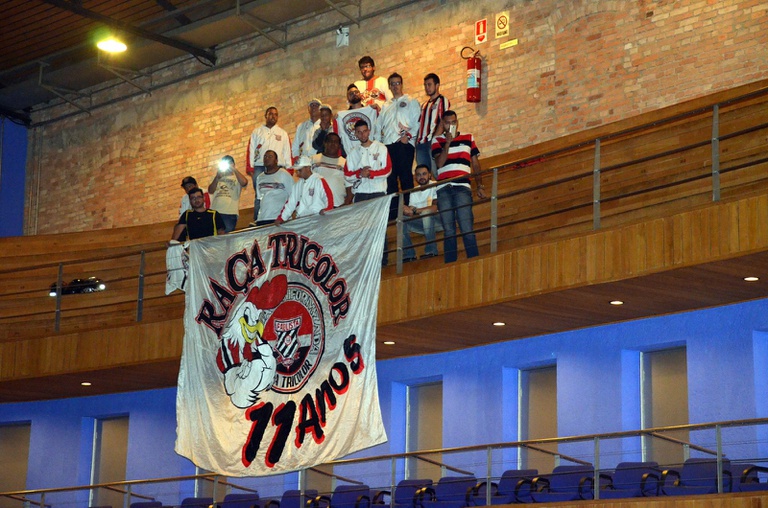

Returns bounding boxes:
[175,197,390,476]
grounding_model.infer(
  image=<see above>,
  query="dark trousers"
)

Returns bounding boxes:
[386,141,415,203]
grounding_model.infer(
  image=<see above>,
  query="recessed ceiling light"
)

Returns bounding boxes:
[81,382,92,387]
[383,341,395,345]
[493,322,506,326]
[610,300,624,306]
[744,276,759,282]
[97,38,127,53]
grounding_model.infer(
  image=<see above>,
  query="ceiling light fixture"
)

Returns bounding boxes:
[383,341,395,345]
[744,276,759,282]
[610,300,624,306]
[97,38,127,53]
[81,382,92,387]
[493,322,506,326]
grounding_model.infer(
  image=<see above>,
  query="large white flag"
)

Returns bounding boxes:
[175,197,390,476]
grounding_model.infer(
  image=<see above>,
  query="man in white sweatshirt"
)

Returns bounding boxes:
[275,156,335,224]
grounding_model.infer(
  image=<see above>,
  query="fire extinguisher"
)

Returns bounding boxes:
[462,47,482,103]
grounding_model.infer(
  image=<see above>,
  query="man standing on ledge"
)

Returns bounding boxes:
[172,187,225,241]
[354,56,392,112]
[431,110,486,263]
[246,106,292,222]
[416,73,450,175]
[293,98,322,161]
[207,155,248,233]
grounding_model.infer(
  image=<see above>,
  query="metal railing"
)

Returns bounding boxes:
[3,418,768,508]
[1,84,767,335]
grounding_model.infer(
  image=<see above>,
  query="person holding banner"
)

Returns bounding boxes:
[275,156,335,224]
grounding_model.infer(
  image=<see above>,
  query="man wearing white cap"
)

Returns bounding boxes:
[293,98,321,162]
[276,156,335,224]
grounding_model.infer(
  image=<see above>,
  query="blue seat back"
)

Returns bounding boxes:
[394,479,432,507]
[680,458,730,488]
[282,490,319,508]
[221,493,260,508]
[331,485,370,508]
[182,497,214,508]
[130,502,162,508]
[497,469,538,495]
[548,465,593,492]
[433,476,476,502]
[611,461,659,489]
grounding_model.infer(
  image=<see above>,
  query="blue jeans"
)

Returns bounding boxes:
[219,213,238,233]
[402,214,439,259]
[437,185,478,263]
[415,143,435,177]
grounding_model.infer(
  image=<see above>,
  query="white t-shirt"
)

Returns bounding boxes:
[256,168,294,222]
[409,184,437,210]
[312,154,347,207]
[210,173,245,216]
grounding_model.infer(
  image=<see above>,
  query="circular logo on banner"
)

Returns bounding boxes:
[262,282,325,393]
[341,111,371,142]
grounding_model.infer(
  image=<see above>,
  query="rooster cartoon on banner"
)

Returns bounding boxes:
[175,197,390,476]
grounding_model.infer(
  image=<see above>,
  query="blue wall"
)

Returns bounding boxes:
[0,118,27,237]
[1,298,767,502]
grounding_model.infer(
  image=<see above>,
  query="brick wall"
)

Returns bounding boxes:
[24,0,768,234]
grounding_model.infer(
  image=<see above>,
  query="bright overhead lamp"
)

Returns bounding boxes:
[383,341,395,345]
[97,38,127,53]
[493,322,506,327]
[610,300,624,306]
[744,276,759,282]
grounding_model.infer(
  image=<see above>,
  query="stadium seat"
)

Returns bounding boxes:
[219,493,261,508]
[373,479,432,508]
[309,485,371,508]
[416,476,477,508]
[469,469,538,505]
[521,465,595,502]
[599,462,660,499]
[265,490,318,508]
[731,463,768,492]
[659,458,732,495]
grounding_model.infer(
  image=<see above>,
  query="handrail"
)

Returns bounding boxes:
[307,467,364,485]
[4,417,768,503]
[101,484,155,499]
[520,444,592,466]
[410,455,474,476]
[1,80,767,339]
[200,477,259,493]
[647,431,719,457]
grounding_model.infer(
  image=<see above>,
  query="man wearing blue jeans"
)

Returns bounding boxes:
[431,110,486,263]
[402,164,440,261]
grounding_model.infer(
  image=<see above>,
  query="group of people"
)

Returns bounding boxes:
[171,56,486,264]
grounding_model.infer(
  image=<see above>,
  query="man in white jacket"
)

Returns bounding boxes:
[275,156,335,224]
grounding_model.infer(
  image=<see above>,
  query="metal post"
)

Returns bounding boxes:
[212,475,220,503]
[40,493,45,508]
[683,443,690,461]
[396,193,404,274]
[554,454,561,467]
[54,263,63,332]
[125,484,132,508]
[490,168,498,253]
[593,139,601,230]
[486,446,493,506]
[712,104,721,202]
[716,425,723,493]
[137,251,145,321]
[298,469,307,504]
[593,437,600,500]
[391,456,397,503]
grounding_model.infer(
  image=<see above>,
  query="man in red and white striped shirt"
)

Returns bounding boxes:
[431,110,486,263]
[416,73,450,175]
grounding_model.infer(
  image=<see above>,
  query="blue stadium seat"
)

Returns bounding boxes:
[599,462,660,499]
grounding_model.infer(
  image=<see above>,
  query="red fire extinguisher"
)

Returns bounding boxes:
[462,47,482,103]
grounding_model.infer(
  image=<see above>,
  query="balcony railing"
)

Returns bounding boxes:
[2,418,767,508]
[0,81,766,341]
